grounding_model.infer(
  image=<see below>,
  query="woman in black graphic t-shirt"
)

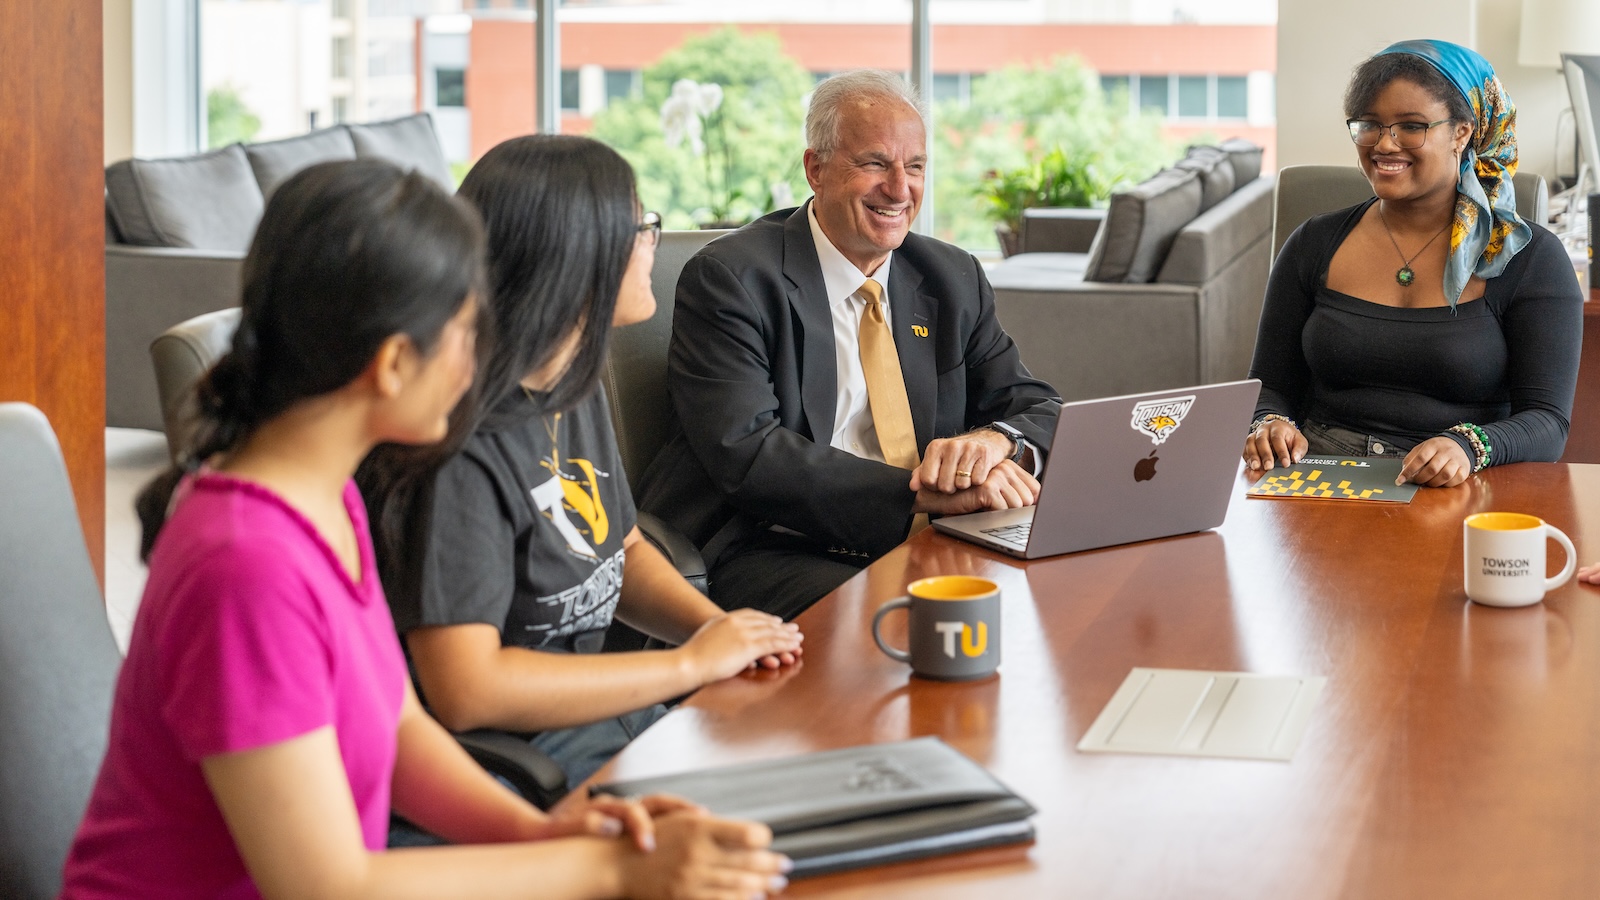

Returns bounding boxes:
[361,136,802,787]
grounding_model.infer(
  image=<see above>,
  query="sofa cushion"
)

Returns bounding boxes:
[1217,139,1264,187]
[104,144,265,252]
[1157,175,1274,285]
[1083,167,1203,284]
[347,113,453,188]
[246,127,357,199]
[1174,147,1236,213]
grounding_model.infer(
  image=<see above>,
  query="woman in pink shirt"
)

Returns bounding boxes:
[61,159,790,900]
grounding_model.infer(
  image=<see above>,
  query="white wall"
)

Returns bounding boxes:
[1276,0,1574,182]
[1477,0,1570,181]
[105,0,135,164]
[1276,0,1472,169]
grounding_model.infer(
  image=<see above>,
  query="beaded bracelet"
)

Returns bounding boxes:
[1449,423,1492,472]
[1249,413,1296,435]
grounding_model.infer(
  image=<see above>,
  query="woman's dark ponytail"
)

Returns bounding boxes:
[134,159,486,561]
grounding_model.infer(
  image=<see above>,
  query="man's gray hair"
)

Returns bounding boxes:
[805,69,927,158]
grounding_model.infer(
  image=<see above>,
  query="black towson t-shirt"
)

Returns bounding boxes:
[406,387,635,651]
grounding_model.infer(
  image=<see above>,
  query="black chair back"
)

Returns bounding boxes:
[605,229,731,491]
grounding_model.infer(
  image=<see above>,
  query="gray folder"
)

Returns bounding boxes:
[592,736,1035,877]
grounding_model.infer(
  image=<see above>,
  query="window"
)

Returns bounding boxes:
[332,37,351,80]
[560,69,580,112]
[1139,75,1170,114]
[1216,76,1248,119]
[1177,75,1208,118]
[604,69,637,104]
[932,73,964,104]
[436,68,466,107]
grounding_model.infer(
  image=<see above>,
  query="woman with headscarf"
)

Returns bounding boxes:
[1244,39,1583,487]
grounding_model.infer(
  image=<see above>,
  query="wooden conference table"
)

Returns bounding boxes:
[590,464,1600,899]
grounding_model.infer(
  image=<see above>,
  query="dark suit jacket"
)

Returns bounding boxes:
[637,202,1062,560]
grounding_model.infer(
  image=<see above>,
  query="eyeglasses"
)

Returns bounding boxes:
[1346,118,1453,149]
[636,211,661,246]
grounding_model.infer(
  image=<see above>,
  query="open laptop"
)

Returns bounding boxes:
[932,379,1260,559]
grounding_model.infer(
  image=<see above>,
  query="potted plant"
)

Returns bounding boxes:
[978,147,1114,257]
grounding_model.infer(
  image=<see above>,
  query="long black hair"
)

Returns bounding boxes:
[359,134,640,606]
[135,158,487,560]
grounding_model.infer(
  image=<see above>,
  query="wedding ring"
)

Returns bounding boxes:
[955,469,972,478]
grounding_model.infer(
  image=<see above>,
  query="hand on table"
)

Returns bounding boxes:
[1243,420,1307,472]
[913,459,1039,515]
[617,811,791,900]
[1398,437,1472,488]
[682,610,803,684]
[1577,562,1600,585]
[542,792,702,852]
[911,429,1017,494]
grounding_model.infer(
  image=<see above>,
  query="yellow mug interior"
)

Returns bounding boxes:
[908,575,998,601]
[1465,512,1544,532]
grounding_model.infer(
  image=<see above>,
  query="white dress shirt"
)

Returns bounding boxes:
[803,203,1041,475]
[807,203,894,463]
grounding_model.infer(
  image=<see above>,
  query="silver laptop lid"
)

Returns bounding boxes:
[1024,379,1259,557]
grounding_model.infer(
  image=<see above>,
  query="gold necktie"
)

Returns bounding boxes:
[857,280,928,536]
[856,279,919,469]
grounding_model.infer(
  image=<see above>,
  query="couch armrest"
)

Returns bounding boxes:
[106,244,245,431]
[1019,207,1106,255]
[454,729,569,810]
[636,510,708,596]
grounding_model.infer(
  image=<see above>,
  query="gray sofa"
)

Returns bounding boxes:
[104,113,452,431]
[987,141,1273,402]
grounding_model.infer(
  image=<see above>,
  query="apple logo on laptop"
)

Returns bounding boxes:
[1134,450,1159,482]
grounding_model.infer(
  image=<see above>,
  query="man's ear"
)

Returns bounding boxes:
[803,148,824,193]
[367,333,415,400]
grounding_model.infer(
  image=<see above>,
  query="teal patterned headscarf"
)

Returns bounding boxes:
[1375,39,1531,308]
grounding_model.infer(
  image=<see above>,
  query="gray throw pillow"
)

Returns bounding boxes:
[246,127,357,199]
[1217,138,1264,186]
[1083,167,1203,284]
[104,144,265,252]
[347,113,453,189]
[1174,147,1236,213]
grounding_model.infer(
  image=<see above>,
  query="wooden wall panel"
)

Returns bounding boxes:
[0,4,107,583]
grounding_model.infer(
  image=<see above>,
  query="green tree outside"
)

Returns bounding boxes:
[207,83,262,149]
[588,28,812,229]
[933,56,1175,250]
[590,35,1175,250]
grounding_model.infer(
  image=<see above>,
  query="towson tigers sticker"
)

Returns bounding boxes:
[1130,395,1195,445]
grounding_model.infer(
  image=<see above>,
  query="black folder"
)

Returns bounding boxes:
[592,736,1035,878]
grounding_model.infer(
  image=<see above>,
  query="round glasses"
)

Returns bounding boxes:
[1346,119,1453,150]
[636,211,662,246]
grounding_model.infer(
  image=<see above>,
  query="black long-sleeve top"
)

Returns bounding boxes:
[1248,198,1584,467]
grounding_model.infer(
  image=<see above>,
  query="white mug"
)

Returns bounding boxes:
[1463,512,1577,608]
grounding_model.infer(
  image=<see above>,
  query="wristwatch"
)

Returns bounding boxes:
[983,421,1027,463]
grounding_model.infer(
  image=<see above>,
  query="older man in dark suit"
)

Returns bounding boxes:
[638,69,1062,619]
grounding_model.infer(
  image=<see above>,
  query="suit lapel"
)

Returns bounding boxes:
[782,201,837,439]
[887,253,937,450]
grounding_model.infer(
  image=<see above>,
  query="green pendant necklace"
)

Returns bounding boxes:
[1376,204,1450,287]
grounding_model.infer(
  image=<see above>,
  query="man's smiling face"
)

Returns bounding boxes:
[804,97,926,276]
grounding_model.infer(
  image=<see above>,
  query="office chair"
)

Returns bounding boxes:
[603,228,733,596]
[0,403,121,898]
[149,313,568,808]
[1271,164,1549,260]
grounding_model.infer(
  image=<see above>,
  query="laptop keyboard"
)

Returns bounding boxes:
[980,522,1031,549]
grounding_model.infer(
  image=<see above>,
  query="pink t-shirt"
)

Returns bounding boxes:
[62,474,407,899]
